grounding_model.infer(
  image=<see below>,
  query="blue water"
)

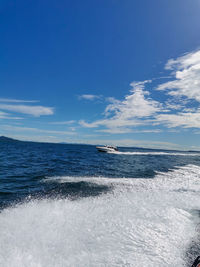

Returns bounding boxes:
[1,140,200,266]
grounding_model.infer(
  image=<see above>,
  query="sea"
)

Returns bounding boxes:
[1,140,200,267]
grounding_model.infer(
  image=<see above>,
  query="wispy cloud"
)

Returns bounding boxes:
[105,80,162,118]
[157,50,200,102]
[0,98,39,103]
[78,94,102,101]
[79,118,144,129]
[80,80,163,133]
[96,127,133,134]
[152,49,200,128]
[1,125,76,135]
[0,111,23,120]
[96,128,162,134]
[0,104,54,117]
[0,111,10,119]
[156,110,200,128]
[49,120,75,125]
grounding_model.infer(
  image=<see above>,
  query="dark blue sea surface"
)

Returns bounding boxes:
[1,140,200,266]
[0,141,199,209]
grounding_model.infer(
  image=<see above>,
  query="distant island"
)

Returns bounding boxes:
[0,136,74,145]
[0,136,199,153]
[0,136,21,143]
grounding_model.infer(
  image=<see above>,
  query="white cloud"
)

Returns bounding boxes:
[0,104,54,117]
[0,110,23,120]
[80,80,162,132]
[96,127,133,134]
[157,50,200,102]
[0,111,9,118]
[96,128,162,134]
[156,110,200,128]
[0,98,38,103]
[80,49,200,132]
[150,49,200,129]
[79,117,144,130]
[164,100,184,111]
[78,49,200,133]
[78,94,102,100]
[105,80,162,118]
[49,120,75,125]
[1,125,76,135]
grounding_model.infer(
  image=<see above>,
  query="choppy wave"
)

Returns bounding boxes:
[1,165,200,266]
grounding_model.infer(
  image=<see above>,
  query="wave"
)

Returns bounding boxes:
[108,151,200,156]
[1,165,200,266]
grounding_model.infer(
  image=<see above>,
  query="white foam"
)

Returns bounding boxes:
[1,165,200,266]
[109,151,200,156]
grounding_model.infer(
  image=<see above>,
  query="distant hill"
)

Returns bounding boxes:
[0,136,21,143]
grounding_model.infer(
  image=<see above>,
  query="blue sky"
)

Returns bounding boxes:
[1,0,200,149]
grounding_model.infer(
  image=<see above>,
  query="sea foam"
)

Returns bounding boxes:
[1,165,200,266]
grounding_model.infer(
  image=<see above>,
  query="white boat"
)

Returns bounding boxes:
[96,145,118,153]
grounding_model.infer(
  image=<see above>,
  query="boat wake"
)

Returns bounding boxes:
[108,151,200,156]
[1,165,200,266]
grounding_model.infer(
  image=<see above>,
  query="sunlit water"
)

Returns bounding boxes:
[0,141,200,266]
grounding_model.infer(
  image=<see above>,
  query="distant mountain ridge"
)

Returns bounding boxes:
[0,136,21,142]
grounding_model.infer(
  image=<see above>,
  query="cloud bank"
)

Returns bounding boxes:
[80,49,200,133]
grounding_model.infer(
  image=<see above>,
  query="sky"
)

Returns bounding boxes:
[0,0,200,150]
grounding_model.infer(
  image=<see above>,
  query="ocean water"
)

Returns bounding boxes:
[1,141,200,267]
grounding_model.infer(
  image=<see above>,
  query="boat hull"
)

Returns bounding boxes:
[96,146,118,153]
